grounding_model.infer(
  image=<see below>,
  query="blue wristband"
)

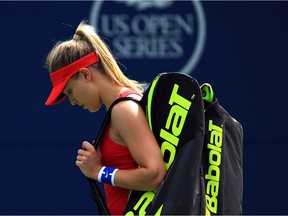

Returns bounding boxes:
[97,166,118,186]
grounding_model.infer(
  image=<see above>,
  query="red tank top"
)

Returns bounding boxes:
[100,90,140,215]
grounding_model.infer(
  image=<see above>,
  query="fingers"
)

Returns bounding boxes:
[75,159,82,167]
[82,141,95,152]
[77,149,85,156]
[76,154,85,161]
[75,151,90,168]
[76,140,99,166]
[75,140,102,179]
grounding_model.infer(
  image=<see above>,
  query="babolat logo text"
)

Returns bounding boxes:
[160,84,191,170]
[124,83,192,215]
[89,0,206,79]
[205,120,223,214]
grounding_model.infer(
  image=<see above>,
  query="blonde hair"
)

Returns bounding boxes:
[46,21,144,93]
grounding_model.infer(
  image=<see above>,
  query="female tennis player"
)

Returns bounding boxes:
[44,21,166,215]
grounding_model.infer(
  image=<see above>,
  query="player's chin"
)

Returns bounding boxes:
[89,105,101,113]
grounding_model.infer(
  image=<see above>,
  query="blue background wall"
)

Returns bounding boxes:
[0,1,287,214]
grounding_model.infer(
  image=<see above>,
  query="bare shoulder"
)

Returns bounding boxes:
[111,99,143,120]
[110,99,149,134]
[109,99,150,145]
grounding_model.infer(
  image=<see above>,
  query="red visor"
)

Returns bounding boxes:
[45,52,99,106]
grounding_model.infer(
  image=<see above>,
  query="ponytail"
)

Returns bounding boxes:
[46,20,144,93]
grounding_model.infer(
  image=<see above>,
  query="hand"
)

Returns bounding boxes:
[76,141,102,179]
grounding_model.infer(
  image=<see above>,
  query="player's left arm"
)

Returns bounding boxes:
[111,100,166,191]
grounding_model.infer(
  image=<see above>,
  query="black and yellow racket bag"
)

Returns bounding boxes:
[124,72,206,215]
[201,83,243,215]
[88,72,243,216]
